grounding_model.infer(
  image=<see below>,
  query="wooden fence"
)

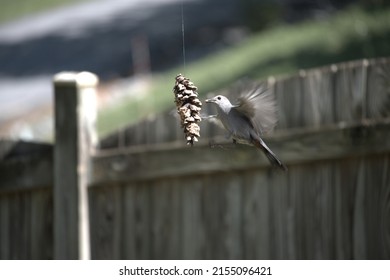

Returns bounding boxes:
[0,57,390,259]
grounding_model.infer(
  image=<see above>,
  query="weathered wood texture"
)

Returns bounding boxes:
[0,142,53,259]
[92,121,390,184]
[1,59,390,260]
[88,119,390,259]
[0,189,53,259]
[88,154,390,259]
[53,72,98,260]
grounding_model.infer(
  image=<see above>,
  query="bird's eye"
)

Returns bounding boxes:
[217,96,221,100]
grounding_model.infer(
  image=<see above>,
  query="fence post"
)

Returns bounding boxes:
[53,72,98,260]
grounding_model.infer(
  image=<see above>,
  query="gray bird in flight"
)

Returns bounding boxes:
[205,85,287,171]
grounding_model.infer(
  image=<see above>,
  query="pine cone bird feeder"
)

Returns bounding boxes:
[173,74,202,146]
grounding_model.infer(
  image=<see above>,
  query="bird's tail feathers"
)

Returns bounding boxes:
[252,138,287,171]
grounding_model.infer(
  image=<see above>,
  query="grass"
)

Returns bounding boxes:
[96,6,390,136]
[0,0,87,24]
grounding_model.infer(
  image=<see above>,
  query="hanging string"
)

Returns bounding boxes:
[181,2,186,71]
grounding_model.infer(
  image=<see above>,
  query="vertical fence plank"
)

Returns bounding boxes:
[273,77,287,130]
[0,195,9,259]
[8,194,18,259]
[332,61,367,123]
[268,169,289,259]
[314,66,334,125]
[319,164,336,259]
[366,57,390,119]
[352,159,367,259]
[365,157,383,259]
[242,170,271,259]
[111,186,123,259]
[30,189,53,259]
[121,183,137,260]
[288,165,306,259]
[201,173,243,259]
[223,174,243,259]
[335,158,359,259]
[7,193,31,259]
[151,179,183,260]
[380,155,390,259]
[201,174,225,259]
[53,71,98,260]
[181,177,205,259]
[89,185,123,259]
[363,156,390,259]
[133,182,153,259]
[30,191,42,259]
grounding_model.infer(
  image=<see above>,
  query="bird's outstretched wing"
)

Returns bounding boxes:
[234,84,277,135]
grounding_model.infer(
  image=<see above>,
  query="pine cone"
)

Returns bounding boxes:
[173,74,202,145]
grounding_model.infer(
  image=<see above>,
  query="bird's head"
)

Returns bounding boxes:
[205,95,233,112]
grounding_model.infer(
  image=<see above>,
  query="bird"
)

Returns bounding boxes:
[205,85,287,171]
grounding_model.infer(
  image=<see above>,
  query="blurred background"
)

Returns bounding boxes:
[1,0,390,261]
[0,0,389,140]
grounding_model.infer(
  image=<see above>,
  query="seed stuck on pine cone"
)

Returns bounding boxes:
[173,74,202,146]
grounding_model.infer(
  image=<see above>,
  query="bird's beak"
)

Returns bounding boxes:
[205,98,214,103]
